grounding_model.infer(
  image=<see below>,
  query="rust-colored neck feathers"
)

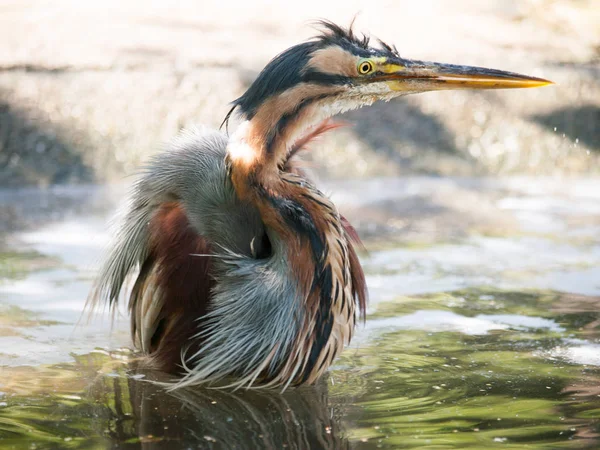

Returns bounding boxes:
[227,112,340,202]
[226,112,366,386]
[228,92,341,176]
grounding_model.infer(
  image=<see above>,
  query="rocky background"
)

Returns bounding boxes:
[0,0,598,187]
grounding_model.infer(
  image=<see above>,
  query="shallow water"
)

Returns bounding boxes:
[1,177,599,449]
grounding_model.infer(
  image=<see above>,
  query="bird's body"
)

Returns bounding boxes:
[89,21,551,390]
[102,125,365,389]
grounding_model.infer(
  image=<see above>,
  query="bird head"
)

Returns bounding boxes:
[225,21,552,165]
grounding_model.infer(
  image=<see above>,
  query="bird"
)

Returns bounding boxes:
[88,21,552,391]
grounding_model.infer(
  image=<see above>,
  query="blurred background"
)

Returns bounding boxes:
[1,1,600,448]
[0,0,598,187]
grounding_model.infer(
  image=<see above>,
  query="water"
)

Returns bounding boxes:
[1,177,599,449]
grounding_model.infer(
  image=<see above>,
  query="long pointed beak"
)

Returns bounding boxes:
[380,60,553,92]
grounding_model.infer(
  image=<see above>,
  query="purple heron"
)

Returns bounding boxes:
[89,21,552,390]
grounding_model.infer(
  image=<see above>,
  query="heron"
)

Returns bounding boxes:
[89,21,552,390]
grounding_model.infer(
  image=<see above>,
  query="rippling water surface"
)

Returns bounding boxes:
[1,177,599,449]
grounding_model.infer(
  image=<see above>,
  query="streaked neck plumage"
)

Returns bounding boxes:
[226,85,396,183]
[223,93,366,389]
[226,94,339,176]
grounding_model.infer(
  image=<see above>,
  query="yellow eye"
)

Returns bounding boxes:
[358,60,374,75]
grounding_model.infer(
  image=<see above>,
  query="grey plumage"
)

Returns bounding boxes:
[89,127,306,389]
[87,21,547,390]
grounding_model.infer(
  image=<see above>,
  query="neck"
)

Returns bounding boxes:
[227,85,347,172]
[223,102,363,386]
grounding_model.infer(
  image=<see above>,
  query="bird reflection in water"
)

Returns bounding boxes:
[88,362,349,449]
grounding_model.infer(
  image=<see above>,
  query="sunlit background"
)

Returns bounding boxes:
[1,1,599,448]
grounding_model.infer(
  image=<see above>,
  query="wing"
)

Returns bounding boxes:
[129,202,215,371]
[87,127,231,373]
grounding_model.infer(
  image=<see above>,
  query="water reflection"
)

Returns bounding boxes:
[1,289,599,448]
[325,289,600,449]
[0,353,348,449]
[1,179,599,449]
[96,366,347,449]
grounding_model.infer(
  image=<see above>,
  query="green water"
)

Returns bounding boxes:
[0,179,599,449]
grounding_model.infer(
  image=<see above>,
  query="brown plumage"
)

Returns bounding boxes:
[88,21,551,389]
[130,202,214,370]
